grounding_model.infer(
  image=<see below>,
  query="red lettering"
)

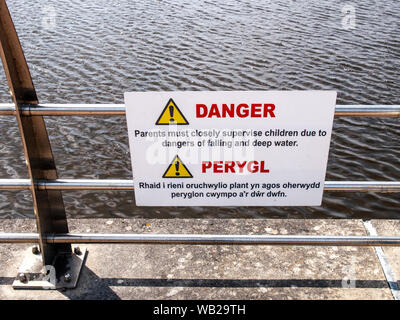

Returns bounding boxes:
[208,104,220,118]
[196,104,208,118]
[236,161,247,173]
[201,161,269,173]
[236,104,249,118]
[196,103,276,118]
[224,161,235,173]
[251,104,262,117]
[202,161,212,173]
[260,161,270,173]
[264,104,276,117]
[213,161,223,173]
[247,161,257,173]
[222,104,235,117]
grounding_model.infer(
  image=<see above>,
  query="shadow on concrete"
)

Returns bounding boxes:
[1,270,395,300]
[0,277,13,285]
[1,275,391,290]
[91,278,391,288]
[61,266,122,300]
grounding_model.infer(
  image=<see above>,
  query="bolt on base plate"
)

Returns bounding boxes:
[12,246,87,290]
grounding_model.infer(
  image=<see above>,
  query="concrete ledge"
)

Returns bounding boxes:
[370,220,400,296]
[0,219,396,300]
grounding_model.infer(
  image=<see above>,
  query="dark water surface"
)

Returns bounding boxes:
[0,0,399,218]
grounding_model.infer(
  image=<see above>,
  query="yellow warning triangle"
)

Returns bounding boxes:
[162,155,193,178]
[155,98,189,125]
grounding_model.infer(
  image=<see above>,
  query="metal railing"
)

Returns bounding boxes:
[2,233,400,246]
[1,103,400,117]
[0,0,399,289]
[1,178,400,192]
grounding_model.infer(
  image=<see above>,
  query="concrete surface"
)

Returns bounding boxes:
[0,218,399,300]
[371,220,400,294]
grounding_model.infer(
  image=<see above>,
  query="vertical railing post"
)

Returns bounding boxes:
[0,0,85,289]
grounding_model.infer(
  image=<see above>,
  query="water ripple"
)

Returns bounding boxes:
[0,0,399,218]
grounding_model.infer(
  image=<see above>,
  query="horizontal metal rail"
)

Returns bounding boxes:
[323,181,400,192]
[0,103,126,116]
[0,179,400,192]
[0,233,39,243]
[0,178,31,190]
[1,233,400,246]
[0,104,400,117]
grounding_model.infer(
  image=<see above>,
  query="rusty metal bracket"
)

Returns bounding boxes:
[0,0,84,289]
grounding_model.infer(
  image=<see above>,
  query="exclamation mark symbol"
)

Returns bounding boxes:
[169,105,175,123]
[175,160,180,176]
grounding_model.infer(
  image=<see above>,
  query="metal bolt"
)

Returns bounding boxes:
[74,247,82,255]
[64,273,71,283]
[18,273,28,283]
[32,245,40,255]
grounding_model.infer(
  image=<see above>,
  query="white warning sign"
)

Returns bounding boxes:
[124,91,337,206]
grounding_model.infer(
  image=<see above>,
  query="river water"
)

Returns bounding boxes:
[0,0,399,218]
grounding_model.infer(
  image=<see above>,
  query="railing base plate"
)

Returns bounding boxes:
[12,246,87,290]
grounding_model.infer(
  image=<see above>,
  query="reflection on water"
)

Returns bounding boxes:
[0,0,399,218]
